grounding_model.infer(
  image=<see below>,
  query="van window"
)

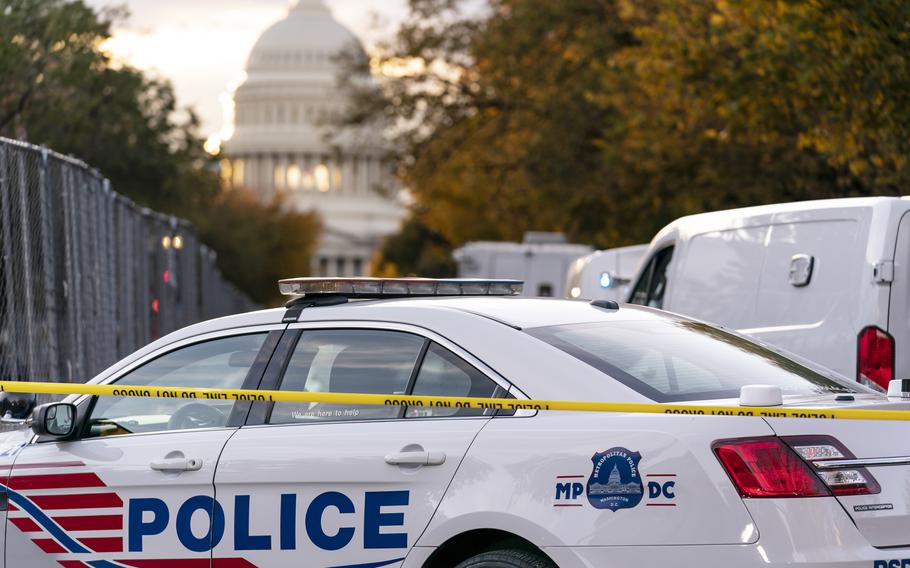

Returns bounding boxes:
[628,247,673,308]
[528,319,867,402]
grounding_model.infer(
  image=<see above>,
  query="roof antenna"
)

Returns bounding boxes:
[590,299,619,311]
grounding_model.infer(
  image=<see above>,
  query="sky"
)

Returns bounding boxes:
[85,0,411,144]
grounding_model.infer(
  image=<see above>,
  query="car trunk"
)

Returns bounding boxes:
[763,394,910,548]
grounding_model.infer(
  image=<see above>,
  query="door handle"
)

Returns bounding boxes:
[150,457,203,472]
[384,451,446,466]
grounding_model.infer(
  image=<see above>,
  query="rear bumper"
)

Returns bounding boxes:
[545,497,909,567]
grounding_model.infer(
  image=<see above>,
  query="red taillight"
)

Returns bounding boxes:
[713,437,831,497]
[858,326,894,390]
[714,436,881,498]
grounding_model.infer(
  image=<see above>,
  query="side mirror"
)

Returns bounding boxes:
[31,403,77,438]
[0,392,37,424]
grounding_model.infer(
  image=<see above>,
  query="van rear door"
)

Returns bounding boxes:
[747,218,864,380]
[888,210,910,386]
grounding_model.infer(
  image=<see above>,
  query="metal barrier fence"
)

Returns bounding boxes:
[0,137,255,386]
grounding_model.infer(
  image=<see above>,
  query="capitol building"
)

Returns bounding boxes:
[221,0,404,277]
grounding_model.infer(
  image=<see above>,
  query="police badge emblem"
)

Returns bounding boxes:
[586,447,644,511]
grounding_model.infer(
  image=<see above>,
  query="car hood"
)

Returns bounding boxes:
[0,426,32,462]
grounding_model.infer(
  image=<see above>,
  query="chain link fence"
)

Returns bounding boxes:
[0,137,255,387]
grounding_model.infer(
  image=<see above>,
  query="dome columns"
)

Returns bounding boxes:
[222,152,385,197]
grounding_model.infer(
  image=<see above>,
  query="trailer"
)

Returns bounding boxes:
[453,232,592,298]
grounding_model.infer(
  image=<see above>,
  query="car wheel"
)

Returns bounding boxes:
[453,548,557,568]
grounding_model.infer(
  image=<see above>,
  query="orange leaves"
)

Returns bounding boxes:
[365,0,910,276]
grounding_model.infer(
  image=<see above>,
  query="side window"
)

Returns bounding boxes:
[629,257,655,304]
[85,333,268,438]
[628,246,674,308]
[405,343,511,419]
[268,329,425,424]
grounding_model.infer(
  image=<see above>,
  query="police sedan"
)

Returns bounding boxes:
[1,277,909,568]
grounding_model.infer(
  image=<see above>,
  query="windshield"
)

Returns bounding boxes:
[528,319,867,402]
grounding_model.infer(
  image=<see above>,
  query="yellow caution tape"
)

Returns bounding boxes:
[1,381,909,421]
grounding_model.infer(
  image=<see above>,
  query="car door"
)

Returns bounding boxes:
[213,324,512,568]
[4,327,281,568]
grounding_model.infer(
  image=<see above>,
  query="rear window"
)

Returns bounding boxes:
[528,319,862,402]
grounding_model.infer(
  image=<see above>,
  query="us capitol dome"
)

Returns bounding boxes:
[220,0,404,277]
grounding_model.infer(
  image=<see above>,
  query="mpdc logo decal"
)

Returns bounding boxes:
[586,447,643,511]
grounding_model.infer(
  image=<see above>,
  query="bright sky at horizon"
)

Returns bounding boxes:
[85,0,411,141]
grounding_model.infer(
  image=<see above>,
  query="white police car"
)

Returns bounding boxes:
[1,277,909,568]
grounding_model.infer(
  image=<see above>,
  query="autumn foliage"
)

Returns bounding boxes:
[354,0,910,275]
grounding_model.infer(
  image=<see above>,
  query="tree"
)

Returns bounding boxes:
[0,0,112,134]
[370,213,455,277]
[191,188,321,305]
[0,0,320,304]
[618,0,910,193]
[0,0,217,212]
[347,0,631,250]
[350,0,910,275]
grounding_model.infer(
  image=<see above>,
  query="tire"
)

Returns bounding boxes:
[453,548,557,568]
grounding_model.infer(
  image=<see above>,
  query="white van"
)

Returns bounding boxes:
[627,197,908,391]
[564,244,647,302]
[453,232,592,297]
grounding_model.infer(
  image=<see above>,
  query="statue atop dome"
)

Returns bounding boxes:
[290,0,330,14]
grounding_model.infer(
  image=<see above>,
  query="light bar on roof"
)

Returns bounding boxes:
[278,277,523,298]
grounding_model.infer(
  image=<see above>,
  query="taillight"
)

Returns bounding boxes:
[713,437,830,497]
[858,326,894,390]
[714,436,881,498]
[783,435,880,496]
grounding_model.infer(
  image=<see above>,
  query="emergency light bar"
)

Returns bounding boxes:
[278,277,523,298]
